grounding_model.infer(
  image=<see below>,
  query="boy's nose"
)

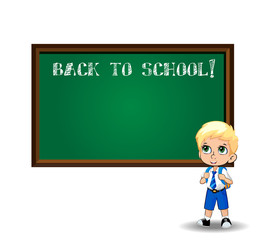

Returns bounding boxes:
[211,151,216,159]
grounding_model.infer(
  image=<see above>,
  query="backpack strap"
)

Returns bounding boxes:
[218,167,225,174]
[205,167,212,183]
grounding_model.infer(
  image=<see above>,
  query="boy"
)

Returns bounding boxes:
[195,121,238,228]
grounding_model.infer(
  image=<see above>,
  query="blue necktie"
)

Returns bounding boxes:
[210,171,217,189]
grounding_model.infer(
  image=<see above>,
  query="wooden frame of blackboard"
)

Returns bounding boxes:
[32,44,234,167]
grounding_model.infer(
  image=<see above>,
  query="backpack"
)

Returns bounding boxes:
[205,167,231,189]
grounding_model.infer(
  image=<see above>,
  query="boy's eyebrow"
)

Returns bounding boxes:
[223,143,227,146]
[203,142,207,145]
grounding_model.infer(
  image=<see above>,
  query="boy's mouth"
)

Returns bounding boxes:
[210,161,217,164]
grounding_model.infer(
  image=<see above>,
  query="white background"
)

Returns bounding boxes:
[1,0,264,239]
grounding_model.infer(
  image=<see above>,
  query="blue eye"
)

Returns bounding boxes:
[202,145,212,154]
[218,146,228,155]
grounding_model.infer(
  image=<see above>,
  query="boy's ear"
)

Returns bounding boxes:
[228,153,237,163]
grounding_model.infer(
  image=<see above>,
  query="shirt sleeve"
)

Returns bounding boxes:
[222,168,232,180]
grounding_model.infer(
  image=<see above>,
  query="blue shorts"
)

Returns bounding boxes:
[204,188,229,210]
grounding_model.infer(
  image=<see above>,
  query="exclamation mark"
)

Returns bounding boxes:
[209,59,215,78]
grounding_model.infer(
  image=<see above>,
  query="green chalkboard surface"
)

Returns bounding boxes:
[32,44,234,167]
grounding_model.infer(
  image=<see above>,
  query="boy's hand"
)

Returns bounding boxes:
[200,177,206,184]
[218,174,226,180]
[204,172,210,179]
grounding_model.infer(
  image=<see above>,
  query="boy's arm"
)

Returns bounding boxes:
[200,177,206,184]
[219,170,233,184]
[200,172,209,184]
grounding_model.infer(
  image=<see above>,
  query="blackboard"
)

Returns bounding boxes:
[32,44,234,167]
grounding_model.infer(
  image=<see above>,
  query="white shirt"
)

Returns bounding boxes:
[201,167,232,190]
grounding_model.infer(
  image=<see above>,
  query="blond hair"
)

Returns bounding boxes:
[195,121,238,154]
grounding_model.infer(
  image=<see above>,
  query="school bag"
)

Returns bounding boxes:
[205,167,231,189]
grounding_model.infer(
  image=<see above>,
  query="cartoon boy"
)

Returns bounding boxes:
[195,121,238,228]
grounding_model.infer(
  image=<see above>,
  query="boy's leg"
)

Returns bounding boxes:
[220,209,232,228]
[216,190,232,228]
[221,209,228,217]
[205,209,213,218]
[197,190,215,227]
[197,210,212,227]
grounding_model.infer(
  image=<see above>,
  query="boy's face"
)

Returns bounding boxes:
[199,137,237,166]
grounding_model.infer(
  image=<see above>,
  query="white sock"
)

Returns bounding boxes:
[205,216,211,221]
[222,215,229,219]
